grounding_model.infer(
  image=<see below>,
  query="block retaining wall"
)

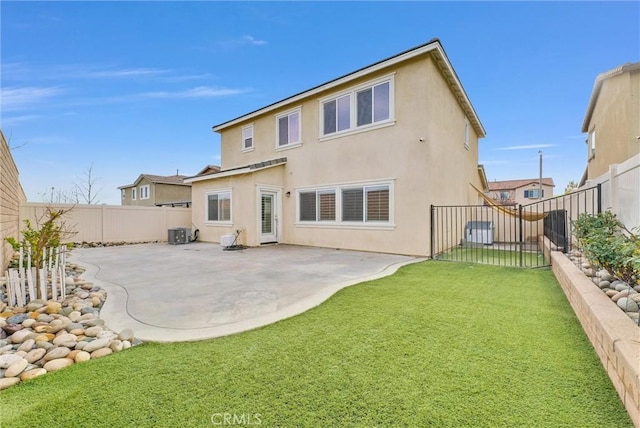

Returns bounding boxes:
[551,251,639,427]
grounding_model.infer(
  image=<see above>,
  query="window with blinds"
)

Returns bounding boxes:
[298,183,390,224]
[299,191,336,222]
[366,187,389,221]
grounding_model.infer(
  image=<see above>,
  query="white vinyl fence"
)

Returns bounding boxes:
[19,203,192,244]
[582,153,640,231]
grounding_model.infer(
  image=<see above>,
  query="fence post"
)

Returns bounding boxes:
[596,183,602,214]
[608,163,618,215]
[518,205,523,268]
[430,204,435,259]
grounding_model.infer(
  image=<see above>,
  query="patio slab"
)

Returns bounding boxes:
[70,242,422,342]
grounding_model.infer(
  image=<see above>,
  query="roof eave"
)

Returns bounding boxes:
[581,62,640,132]
[212,39,486,138]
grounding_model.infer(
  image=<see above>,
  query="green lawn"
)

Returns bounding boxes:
[0,262,632,427]
[437,246,546,267]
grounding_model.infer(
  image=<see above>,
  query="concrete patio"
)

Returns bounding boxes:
[70,242,421,342]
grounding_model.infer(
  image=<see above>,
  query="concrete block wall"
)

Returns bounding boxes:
[0,131,27,270]
[551,251,640,426]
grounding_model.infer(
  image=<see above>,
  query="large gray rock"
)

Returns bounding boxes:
[617,297,640,313]
[6,314,30,325]
[0,354,24,369]
[82,338,110,353]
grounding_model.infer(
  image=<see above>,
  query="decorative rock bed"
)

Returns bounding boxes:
[567,250,640,325]
[0,263,141,390]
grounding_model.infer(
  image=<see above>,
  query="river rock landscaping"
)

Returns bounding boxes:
[0,263,141,390]
[567,249,640,325]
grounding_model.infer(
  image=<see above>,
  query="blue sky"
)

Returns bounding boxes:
[2,1,639,205]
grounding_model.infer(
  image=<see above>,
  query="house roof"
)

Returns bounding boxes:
[195,165,221,176]
[118,174,190,189]
[184,158,287,184]
[488,178,555,191]
[581,62,640,132]
[212,39,486,138]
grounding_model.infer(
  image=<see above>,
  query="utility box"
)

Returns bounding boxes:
[220,234,235,248]
[465,221,494,245]
[168,228,189,245]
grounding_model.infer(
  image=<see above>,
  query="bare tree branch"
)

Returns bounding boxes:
[75,164,102,204]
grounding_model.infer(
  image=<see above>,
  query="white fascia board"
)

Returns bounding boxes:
[212,43,442,133]
[184,162,284,184]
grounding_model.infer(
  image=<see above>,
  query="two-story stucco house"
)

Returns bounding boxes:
[581,62,640,182]
[487,178,555,206]
[119,174,191,207]
[185,39,487,256]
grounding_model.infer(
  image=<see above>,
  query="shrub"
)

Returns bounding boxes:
[5,206,76,272]
[573,211,638,285]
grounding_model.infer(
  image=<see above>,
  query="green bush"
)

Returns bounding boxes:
[5,206,75,272]
[573,211,638,285]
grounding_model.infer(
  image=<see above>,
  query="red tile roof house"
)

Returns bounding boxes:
[487,178,555,206]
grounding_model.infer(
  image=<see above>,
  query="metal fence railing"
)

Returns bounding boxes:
[431,185,601,268]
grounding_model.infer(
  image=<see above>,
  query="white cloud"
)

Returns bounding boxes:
[83,68,170,78]
[209,35,269,50]
[1,114,41,126]
[1,86,63,111]
[241,35,268,46]
[141,86,250,99]
[497,144,556,151]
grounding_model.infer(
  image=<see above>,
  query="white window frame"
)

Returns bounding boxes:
[275,107,302,151]
[242,124,254,152]
[140,185,150,200]
[121,189,126,200]
[464,118,470,150]
[205,189,232,225]
[524,189,543,199]
[319,74,395,141]
[295,179,394,229]
[588,129,596,159]
[131,188,137,201]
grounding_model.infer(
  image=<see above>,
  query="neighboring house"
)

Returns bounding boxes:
[195,165,221,176]
[119,174,191,207]
[581,62,640,183]
[185,39,487,256]
[487,178,555,206]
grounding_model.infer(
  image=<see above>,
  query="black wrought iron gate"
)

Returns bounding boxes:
[430,185,601,268]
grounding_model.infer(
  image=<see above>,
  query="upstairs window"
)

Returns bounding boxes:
[242,124,254,151]
[524,189,544,199]
[321,76,394,137]
[356,81,390,127]
[140,185,150,200]
[276,108,301,148]
[464,118,470,150]
[588,130,596,158]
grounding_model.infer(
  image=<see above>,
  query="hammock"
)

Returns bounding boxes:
[471,183,548,222]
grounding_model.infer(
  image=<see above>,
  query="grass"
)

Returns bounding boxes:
[437,246,546,267]
[0,261,632,427]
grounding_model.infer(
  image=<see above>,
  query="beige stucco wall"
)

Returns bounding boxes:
[586,68,640,179]
[20,203,191,243]
[123,179,191,206]
[1,131,27,270]
[154,183,191,205]
[512,183,555,205]
[193,53,483,256]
